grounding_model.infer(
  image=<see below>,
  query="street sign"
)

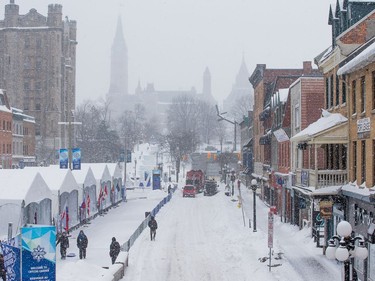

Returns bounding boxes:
[268,211,274,248]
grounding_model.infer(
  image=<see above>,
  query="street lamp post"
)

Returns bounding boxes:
[251,179,258,232]
[326,220,368,281]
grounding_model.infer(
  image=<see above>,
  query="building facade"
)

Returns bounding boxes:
[0,1,77,164]
[0,89,12,168]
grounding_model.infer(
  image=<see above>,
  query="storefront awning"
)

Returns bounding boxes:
[311,185,342,198]
[292,185,315,196]
[243,138,253,148]
[341,183,375,203]
[290,110,348,144]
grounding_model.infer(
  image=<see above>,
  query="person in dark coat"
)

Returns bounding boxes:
[168,185,172,194]
[77,230,88,259]
[109,237,121,264]
[0,253,6,281]
[56,232,69,259]
[148,216,158,241]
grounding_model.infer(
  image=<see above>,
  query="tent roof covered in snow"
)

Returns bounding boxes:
[0,170,52,205]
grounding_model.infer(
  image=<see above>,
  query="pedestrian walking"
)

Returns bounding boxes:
[0,253,6,281]
[148,216,158,241]
[56,232,69,259]
[76,230,88,259]
[109,237,121,264]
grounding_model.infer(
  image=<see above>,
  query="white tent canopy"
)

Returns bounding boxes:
[0,170,52,238]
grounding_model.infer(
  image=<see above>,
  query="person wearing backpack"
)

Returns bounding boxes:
[148,216,158,241]
[109,237,121,264]
[77,230,88,259]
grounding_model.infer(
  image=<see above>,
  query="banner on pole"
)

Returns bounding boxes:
[268,212,274,248]
[59,149,68,169]
[72,148,81,170]
[21,225,56,281]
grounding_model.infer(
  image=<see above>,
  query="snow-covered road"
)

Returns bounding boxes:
[124,184,341,281]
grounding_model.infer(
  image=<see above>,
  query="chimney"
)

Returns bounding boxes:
[303,61,312,75]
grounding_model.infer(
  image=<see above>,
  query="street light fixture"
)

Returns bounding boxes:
[251,179,258,232]
[326,220,368,281]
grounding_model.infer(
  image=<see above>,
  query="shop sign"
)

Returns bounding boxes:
[319,200,333,219]
[357,117,370,139]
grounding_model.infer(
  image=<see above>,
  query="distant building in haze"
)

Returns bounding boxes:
[0,1,77,164]
[107,16,128,119]
[223,57,253,119]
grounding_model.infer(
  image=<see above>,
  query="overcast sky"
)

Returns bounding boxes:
[0,0,335,106]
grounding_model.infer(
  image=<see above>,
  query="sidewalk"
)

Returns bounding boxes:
[239,184,341,281]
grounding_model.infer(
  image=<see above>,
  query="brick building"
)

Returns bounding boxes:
[249,62,320,204]
[0,1,77,164]
[0,89,12,168]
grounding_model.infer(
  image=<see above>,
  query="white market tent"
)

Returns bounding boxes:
[106,163,125,203]
[0,170,52,238]
[71,166,97,220]
[81,163,112,211]
[25,167,81,229]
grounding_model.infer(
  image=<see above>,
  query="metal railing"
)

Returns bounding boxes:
[121,188,175,252]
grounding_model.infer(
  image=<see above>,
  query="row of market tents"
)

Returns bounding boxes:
[0,163,125,240]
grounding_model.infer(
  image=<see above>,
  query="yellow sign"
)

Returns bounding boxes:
[319,200,333,219]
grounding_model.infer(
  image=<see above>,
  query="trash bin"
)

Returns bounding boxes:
[145,211,150,218]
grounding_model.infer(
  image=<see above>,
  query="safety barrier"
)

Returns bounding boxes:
[121,189,174,252]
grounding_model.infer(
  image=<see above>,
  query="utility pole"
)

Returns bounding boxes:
[58,112,81,170]
[215,105,238,151]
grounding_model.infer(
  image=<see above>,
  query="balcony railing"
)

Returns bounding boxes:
[295,169,347,188]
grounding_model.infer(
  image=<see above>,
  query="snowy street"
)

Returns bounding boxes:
[123,183,342,281]
[55,178,343,281]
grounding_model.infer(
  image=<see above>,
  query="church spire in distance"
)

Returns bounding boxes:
[108,15,128,96]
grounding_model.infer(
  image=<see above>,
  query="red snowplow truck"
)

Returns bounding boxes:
[186,170,205,193]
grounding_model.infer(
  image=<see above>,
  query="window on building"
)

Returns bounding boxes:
[353,141,357,181]
[336,75,340,106]
[36,38,42,49]
[325,77,329,108]
[24,37,30,48]
[330,75,334,107]
[294,105,300,130]
[36,58,42,70]
[342,75,347,104]
[35,104,41,111]
[2,120,5,130]
[352,80,357,114]
[361,76,366,113]
[24,82,30,91]
[362,140,366,184]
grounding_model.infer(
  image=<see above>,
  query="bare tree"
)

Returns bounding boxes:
[229,94,253,122]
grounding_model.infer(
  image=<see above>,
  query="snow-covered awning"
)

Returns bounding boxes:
[341,183,375,203]
[337,40,375,75]
[290,110,348,144]
[311,185,342,197]
[242,138,253,148]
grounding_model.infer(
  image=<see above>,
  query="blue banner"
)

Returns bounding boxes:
[59,148,68,169]
[1,241,21,281]
[72,148,81,170]
[21,226,56,281]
